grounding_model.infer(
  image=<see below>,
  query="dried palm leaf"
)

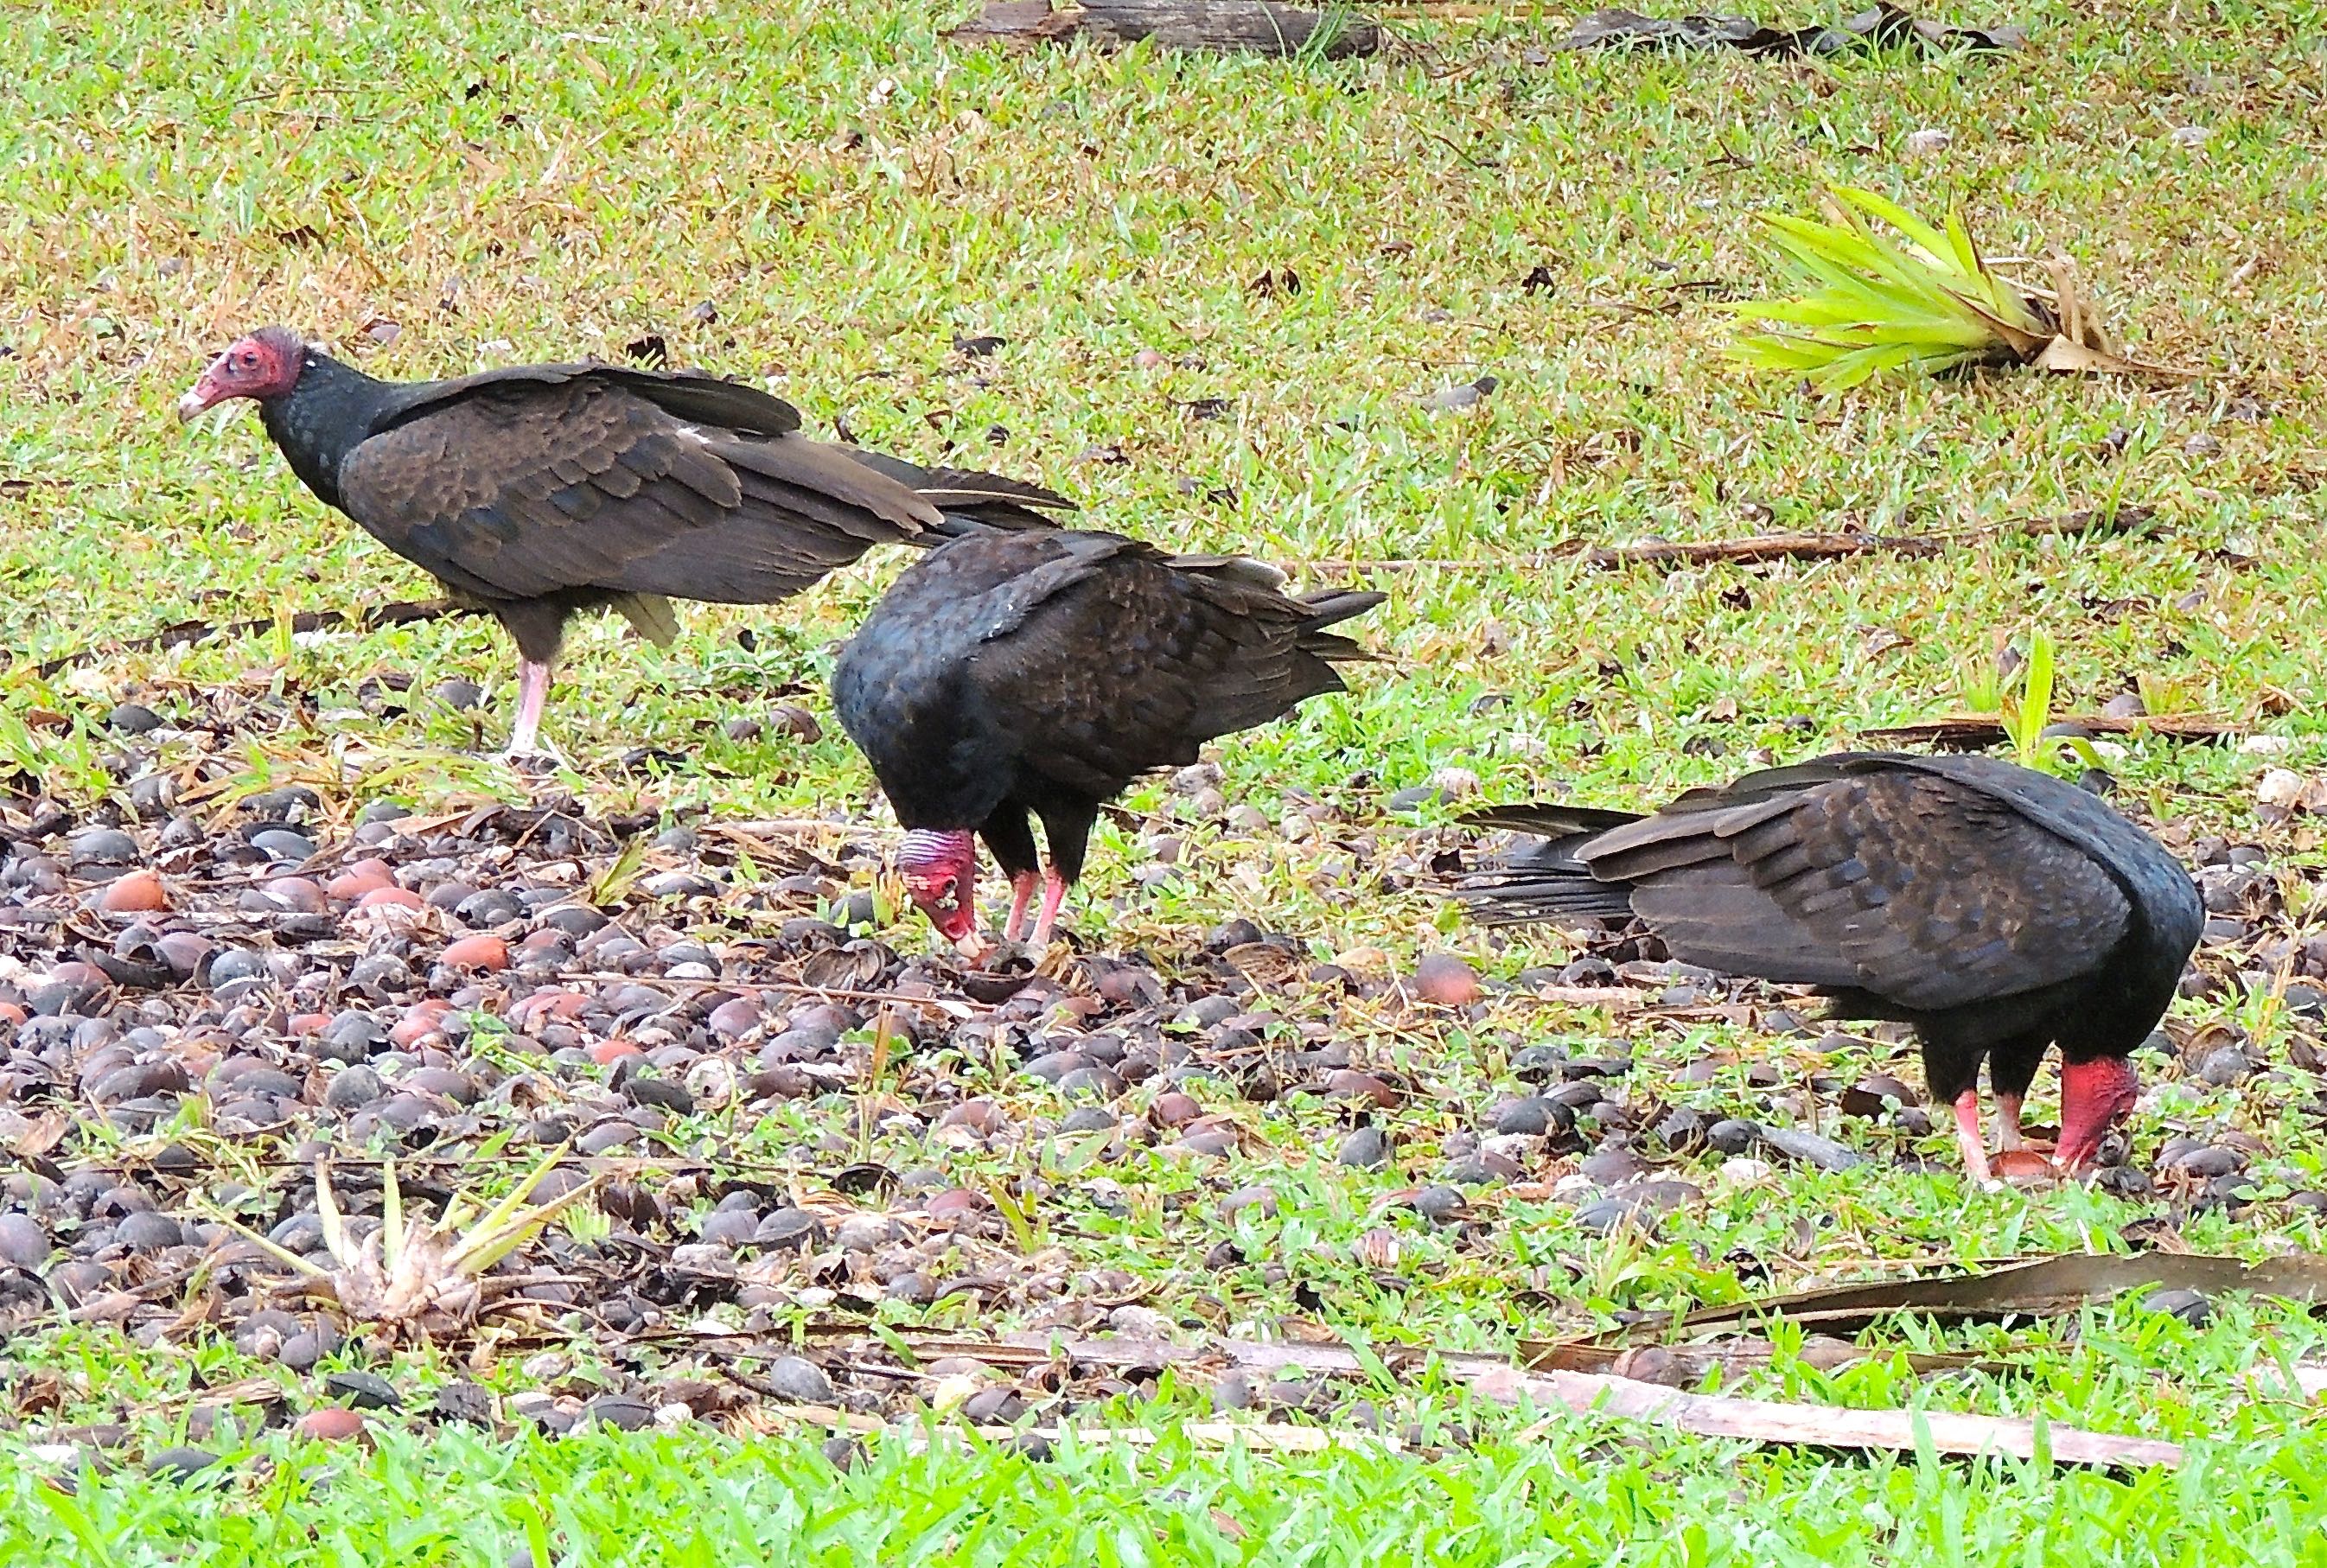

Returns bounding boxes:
[220,1147,600,1341]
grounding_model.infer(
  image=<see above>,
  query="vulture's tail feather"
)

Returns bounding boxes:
[1457,874,1640,927]
[1462,802,1643,838]
[1456,800,1647,927]
[1297,588,1389,634]
[838,449,1074,534]
[613,592,681,647]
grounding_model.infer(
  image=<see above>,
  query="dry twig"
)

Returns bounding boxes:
[1299,505,2162,576]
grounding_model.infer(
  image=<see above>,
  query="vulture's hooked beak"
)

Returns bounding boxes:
[176,351,240,424]
[175,374,222,424]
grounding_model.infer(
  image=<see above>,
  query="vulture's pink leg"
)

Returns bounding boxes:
[504,660,551,759]
[1027,869,1071,947]
[1953,1089,1993,1184]
[1003,870,1041,942]
[1995,1092,2026,1151]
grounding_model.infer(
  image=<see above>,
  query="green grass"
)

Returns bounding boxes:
[9,0,2326,845]
[8,1320,2327,1566]
[14,1412,2324,1568]
[7,0,2327,1557]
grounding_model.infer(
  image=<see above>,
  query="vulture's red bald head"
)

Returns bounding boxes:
[2056,1055,2140,1173]
[897,829,980,949]
[178,327,306,422]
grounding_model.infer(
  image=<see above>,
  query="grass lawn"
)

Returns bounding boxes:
[12,1393,2327,1566]
[6,0,2327,1561]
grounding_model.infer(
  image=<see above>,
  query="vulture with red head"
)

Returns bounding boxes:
[179,328,1068,756]
[833,526,1383,953]
[1462,752,2201,1181]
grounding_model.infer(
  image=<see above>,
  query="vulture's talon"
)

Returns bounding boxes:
[498,746,571,776]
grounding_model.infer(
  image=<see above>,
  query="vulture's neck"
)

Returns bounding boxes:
[258,351,401,513]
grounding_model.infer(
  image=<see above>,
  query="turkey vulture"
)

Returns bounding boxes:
[1460,752,2201,1181]
[832,527,1383,953]
[178,327,1069,756]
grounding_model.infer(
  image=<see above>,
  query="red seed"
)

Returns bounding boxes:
[1409,953,1480,1007]
[155,932,214,976]
[390,1000,451,1048]
[938,1099,1004,1135]
[440,934,509,971]
[708,998,762,1037]
[288,1013,331,1036]
[264,876,328,915]
[326,861,397,901]
[1325,1069,1401,1110]
[1149,1092,1202,1128]
[1993,1149,2058,1184]
[511,989,591,1029]
[296,1408,367,1441]
[925,1188,985,1223]
[357,886,424,912]
[588,1038,641,1066]
[99,870,169,913]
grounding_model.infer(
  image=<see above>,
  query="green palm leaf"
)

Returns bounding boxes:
[1726,187,2050,387]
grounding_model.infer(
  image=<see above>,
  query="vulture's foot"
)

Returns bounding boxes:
[498,742,571,776]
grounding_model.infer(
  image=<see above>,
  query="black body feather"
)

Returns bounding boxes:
[832,528,1381,888]
[1462,752,2202,1106]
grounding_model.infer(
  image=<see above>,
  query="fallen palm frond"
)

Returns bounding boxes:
[25,597,462,680]
[948,0,1381,59]
[1289,501,2165,576]
[1656,1251,2327,1336]
[899,1331,2183,1468]
[220,1148,600,1341]
[1480,1361,2181,1466]
[1863,712,2235,749]
[1562,3,2023,55]
[1728,187,2195,389]
[1521,1335,1986,1383]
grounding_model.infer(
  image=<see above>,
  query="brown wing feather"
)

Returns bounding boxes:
[337,376,941,605]
[376,360,805,441]
[1590,769,2131,1010]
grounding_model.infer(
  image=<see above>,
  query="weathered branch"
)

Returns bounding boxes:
[1297,504,2163,576]
[950,0,1381,58]
[26,598,469,679]
[1863,712,2235,749]
[901,1331,2184,1468]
